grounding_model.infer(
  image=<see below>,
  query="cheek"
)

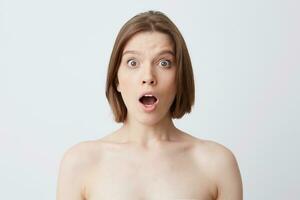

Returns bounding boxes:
[161,72,176,89]
[159,74,177,101]
[117,72,137,102]
[117,68,129,91]
[118,73,135,90]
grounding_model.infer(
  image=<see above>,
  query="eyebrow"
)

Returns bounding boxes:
[122,50,175,57]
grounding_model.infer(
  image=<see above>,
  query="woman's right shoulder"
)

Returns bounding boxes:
[60,140,104,168]
[57,140,102,199]
[59,130,122,166]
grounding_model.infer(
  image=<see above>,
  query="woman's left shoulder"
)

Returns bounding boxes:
[195,138,243,193]
[178,131,239,165]
[201,139,236,157]
[193,138,239,165]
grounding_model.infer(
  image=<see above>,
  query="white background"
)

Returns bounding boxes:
[1,0,299,199]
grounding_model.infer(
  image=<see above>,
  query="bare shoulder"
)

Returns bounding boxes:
[192,139,243,199]
[196,139,239,164]
[59,139,105,173]
[59,140,99,166]
[56,140,101,200]
[179,132,241,175]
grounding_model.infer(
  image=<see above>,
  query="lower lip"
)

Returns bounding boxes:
[139,99,159,112]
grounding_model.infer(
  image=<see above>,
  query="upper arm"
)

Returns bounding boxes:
[56,143,88,200]
[213,145,243,200]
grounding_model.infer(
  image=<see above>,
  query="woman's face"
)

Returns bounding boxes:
[117,31,177,125]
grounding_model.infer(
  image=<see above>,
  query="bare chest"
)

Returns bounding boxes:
[84,147,216,200]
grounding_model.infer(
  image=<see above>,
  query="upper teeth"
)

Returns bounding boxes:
[144,94,153,97]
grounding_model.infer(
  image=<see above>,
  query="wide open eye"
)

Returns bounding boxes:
[159,59,171,68]
[127,59,138,68]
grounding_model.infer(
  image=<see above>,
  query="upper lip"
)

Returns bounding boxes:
[138,91,159,101]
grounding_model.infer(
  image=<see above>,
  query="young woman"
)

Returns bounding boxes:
[56,10,243,200]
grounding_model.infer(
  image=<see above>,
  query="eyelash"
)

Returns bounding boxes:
[126,58,172,68]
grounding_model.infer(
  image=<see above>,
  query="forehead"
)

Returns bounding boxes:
[122,31,174,55]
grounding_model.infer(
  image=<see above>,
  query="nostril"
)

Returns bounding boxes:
[143,80,155,84]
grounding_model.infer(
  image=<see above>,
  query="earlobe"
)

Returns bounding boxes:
[115,79,121,92]
[116,83,121,93]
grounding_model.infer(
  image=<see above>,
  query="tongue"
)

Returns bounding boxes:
[140,96,156,105]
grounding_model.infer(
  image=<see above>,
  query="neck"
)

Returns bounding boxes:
[118,114,178,148]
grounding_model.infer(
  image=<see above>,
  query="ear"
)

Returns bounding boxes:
[116,81,121,93]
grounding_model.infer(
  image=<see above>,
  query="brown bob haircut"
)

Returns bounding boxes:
[105,10,195,123]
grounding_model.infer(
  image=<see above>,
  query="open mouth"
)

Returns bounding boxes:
[139,95,158,106]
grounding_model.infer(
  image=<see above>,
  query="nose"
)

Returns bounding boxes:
[142,78,156,85]
[141,65,157,85]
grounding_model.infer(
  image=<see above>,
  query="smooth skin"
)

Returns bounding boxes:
[56,32,243,200]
